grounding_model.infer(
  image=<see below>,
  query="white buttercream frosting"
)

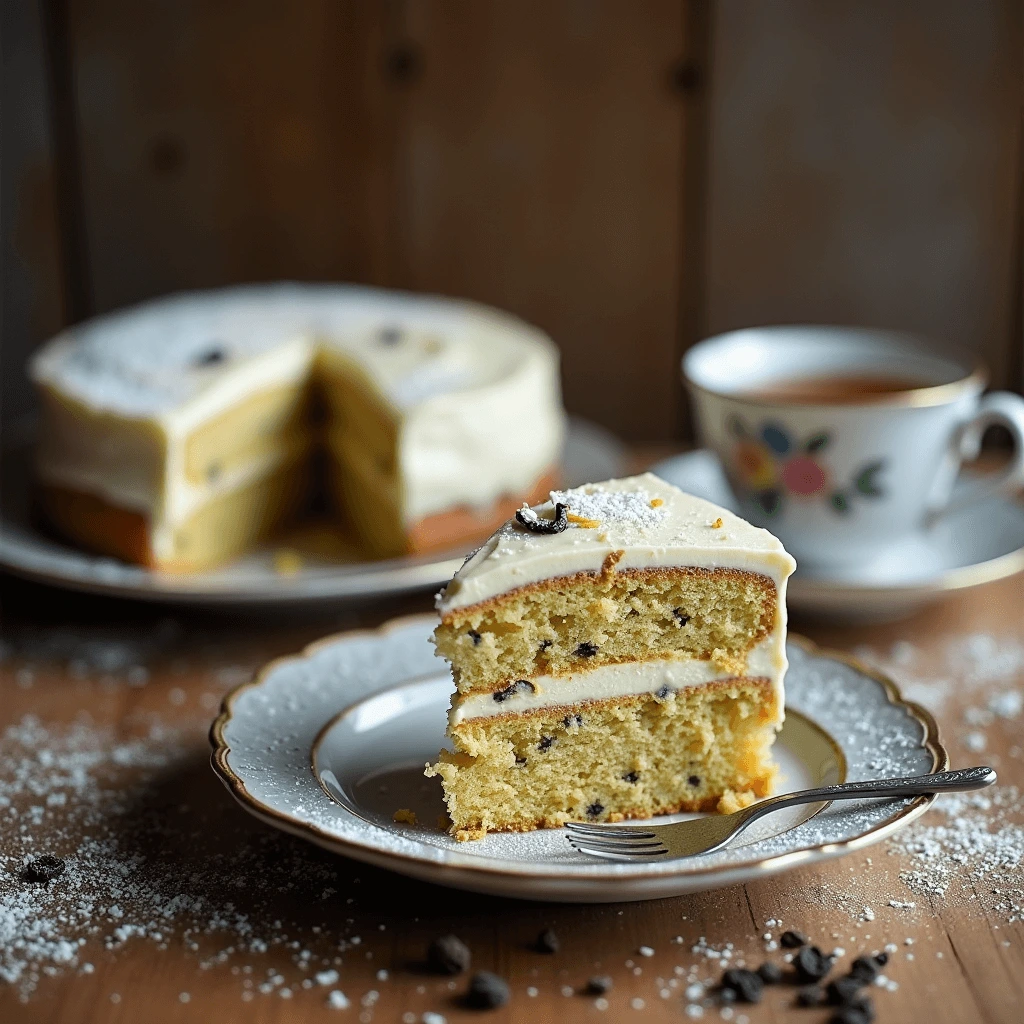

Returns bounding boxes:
[436,473,797,614]
[449,638,784,726]
[30,284,565,554]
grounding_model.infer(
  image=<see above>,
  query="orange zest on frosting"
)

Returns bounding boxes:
[566,512,601,528]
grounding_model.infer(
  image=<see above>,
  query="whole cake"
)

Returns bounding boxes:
[29,284,564,570]
[427,473,796,840]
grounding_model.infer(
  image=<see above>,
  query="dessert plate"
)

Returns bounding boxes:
[653,450,1024,622]
[0,417,624,605]
[210,614,945,902]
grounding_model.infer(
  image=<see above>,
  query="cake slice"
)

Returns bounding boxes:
[426,473,796,840]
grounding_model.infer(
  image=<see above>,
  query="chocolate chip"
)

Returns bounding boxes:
[194,345,226,366]
[493,680,535,703]
[562,714,582,729]
[378,325,403,345]
[516,502,569,535]
[872,951,889,967]
[780,930,808,948]
[427,934,471,975]
[585,975,613,995]
[688,775,701,787]
[794,945,833,983]
[757,961,783,984]
[830,998,875,1024]
[514,757,527,767]
[467,629,482,645]
[535,928,559,953]
[23,854,65,883]
[575,641,599,658]
[538,736,555,751]
[827,975,867,1004]
[465,971,510,1009]
[719,987,737,1004]
[586,802,604,818]
[797,985,826,1007]
[721,968,763,1003]
[622,771,640,784]
[539,640,553,652]
[673,608,690,625]
[656,684,672,699]
[848,956,879,983]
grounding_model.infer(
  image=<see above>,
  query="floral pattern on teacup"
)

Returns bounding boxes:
[726,416,885,518]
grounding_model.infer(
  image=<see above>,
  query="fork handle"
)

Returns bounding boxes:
[743,765,996,823]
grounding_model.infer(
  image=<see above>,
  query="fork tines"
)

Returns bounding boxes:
[564,821,668,858]
[563,821,657,839]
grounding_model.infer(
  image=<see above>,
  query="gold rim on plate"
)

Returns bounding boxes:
[209,616,947,886]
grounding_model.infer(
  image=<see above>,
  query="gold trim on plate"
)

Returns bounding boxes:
[209,618,947,888]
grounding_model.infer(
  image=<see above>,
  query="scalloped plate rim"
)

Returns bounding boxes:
[208,614,946,901]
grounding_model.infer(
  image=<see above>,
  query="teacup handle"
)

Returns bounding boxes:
[930,391,1024,520]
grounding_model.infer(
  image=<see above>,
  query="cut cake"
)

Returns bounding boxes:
[29,284,564,570]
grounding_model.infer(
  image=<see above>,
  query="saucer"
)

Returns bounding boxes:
[652,450,1024,622]
[210,614,944,903]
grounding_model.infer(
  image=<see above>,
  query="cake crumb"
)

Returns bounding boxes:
[392,808,417,826]
[711,517,723,529]
[273,549,304,576]
[717,789,756,815]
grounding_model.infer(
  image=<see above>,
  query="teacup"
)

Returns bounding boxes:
[683,326,1024,569]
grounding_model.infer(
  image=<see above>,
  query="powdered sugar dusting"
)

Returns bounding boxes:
[29,284,524,418]
[5,615,1022,1011]
[890,788,1024,918]
[854,633,1024,716]
[549,485,668,530]
[0,713,371,1000]
[851,631,1024,923]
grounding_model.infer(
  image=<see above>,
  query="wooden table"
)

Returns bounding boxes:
[2,556,1022,1023]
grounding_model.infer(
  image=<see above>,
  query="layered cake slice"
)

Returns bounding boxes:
[426,473,796,840]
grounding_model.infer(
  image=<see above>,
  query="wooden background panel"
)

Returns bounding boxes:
[59,0,696,441]
[67,0,396,313]
[4,1,1022,439]
[705,0,1023,388]
[392,1,690,441]
[2,0,68,422]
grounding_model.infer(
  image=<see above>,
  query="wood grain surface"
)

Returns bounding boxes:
[1,473,1022,1023]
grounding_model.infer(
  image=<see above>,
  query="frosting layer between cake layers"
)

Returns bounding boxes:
[449,637,781,726]
[31,284,564,558]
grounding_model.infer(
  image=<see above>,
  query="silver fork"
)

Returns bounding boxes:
[565,765,996,860]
